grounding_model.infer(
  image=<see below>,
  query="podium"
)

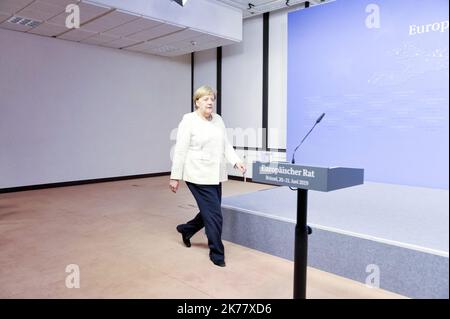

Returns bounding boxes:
[251,161,364,299]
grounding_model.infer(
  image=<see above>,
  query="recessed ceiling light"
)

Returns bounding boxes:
[7,16,41,28]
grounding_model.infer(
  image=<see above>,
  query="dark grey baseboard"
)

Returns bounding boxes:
[0,172,171,193]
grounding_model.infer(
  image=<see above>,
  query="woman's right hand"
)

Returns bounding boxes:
[169,179,180,193]
[234,162,247,175]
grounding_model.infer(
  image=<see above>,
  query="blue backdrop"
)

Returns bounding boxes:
[287,0,449,189]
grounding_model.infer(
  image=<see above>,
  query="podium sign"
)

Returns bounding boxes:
[251,161,364,299]
[252,161,364,192]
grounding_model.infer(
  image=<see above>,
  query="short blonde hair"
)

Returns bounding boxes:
[193,85,216,109]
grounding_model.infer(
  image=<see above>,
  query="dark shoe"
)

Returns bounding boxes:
[211,259,226,267]
[176,225,191,247]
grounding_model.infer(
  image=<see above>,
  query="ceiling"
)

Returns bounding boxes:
[214,0,327,18]
[0,0,328,57]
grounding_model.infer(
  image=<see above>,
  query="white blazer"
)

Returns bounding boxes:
[170,112,241,185]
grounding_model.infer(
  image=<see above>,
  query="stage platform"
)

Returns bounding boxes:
[221,182,449,299]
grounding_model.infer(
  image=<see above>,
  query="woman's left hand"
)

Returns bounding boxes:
[235,162,247,175]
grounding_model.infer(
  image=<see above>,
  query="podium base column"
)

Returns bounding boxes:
[293,188,308,299]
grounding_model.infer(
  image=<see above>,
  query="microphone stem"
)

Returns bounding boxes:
[299,122,318,147]
[291,122,318,164]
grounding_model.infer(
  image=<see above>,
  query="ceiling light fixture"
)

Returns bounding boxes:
[7,16,41,28]
[172,0,189,6]
[247,3,255,14]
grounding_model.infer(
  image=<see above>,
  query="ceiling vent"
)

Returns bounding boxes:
[7,16,41,28]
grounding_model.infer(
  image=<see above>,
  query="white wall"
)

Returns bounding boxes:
[0,29,190,188]
[222,16,263,149]
[220,13,289,152]
[191,13,290,177]
[268,10,287,150]
[193,48,216,93]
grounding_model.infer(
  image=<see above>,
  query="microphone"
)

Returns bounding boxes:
[291,112,325,164]
[316,112,325,124]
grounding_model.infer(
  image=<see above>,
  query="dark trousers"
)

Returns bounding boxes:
[179,181,224,263]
